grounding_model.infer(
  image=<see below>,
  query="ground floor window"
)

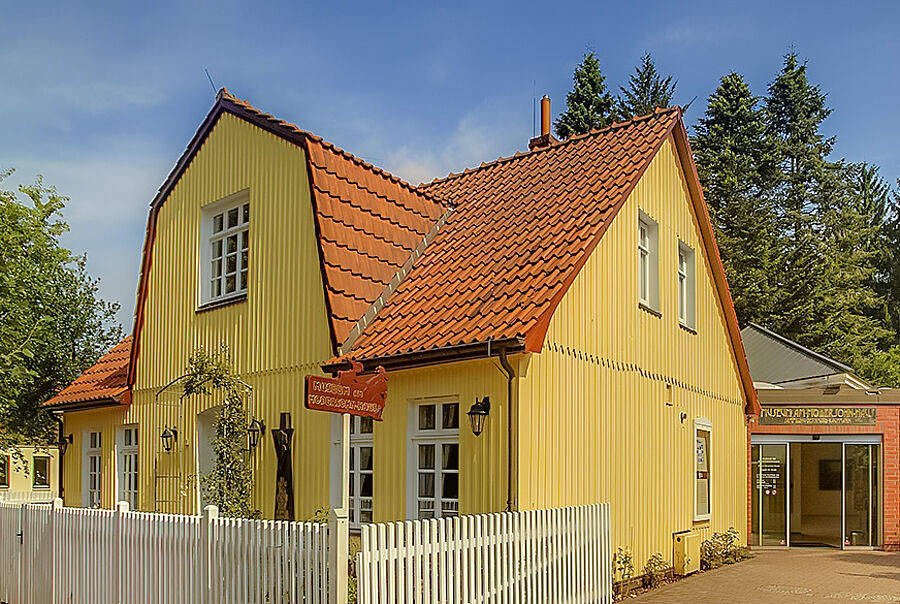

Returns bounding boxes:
[694,418,711,521]
[119,425,139,508]
[32,456,50,489]
[0,456,8,488]
[85,430,102,507]
[410,400,459,520]
[349,416,373,527]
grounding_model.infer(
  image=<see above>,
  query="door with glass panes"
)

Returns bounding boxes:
[411,400,460,519]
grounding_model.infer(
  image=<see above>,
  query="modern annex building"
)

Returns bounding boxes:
[744,324,899,551]
[45,91,758,566]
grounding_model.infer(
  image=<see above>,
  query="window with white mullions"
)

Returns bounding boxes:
[85,430,102,507]
[638,211,659,311]
[209,201,250,300]
[349,416,374,527]
[678,242,696,330]
[412,401,459,519]
[119,425,139,509]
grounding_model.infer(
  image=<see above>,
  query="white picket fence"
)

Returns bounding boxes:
[357,503,612,604]
[0,500,329,604]
[0,491,58,503]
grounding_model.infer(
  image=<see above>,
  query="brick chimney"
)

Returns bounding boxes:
[529,95,558,150]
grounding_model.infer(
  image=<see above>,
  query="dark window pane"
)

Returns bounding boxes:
[213,214,223,233]
[348,475,354,496]
[359,447,373,471]
[442,444,459,470]
[227,207,238,228]
[418,473,434,497]
[227,235,238,254]
[442,403,459,429]
[225,275,236,293]
[242,203,250,224]
[349,447,354,470]
[226,254,237,274]
[418,508,434,520]
[418,445,434,469]
[419,405,435,430]
[240,270,247,291]
[213,259,222,277]
[442,473,459,499]
[360,417,373,434]
[360,474,373,497]
[212,240,222,258]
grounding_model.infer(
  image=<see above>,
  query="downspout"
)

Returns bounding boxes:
[53,413,65,500]
[498,347,517,512]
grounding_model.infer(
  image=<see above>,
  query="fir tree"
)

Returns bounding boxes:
[554,52,616,139]
[692,73,778,325]
[617,53,677,118]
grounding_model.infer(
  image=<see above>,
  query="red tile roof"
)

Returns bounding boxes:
[341,109,680,360]
[44,337,132,408]
[128,91,448,381]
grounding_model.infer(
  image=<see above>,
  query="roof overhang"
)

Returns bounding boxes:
[323,337,526,375]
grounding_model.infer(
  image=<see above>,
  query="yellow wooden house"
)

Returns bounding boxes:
[47,91,758,566]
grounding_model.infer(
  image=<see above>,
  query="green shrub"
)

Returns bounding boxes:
[641,552,668,588]
[612,546,634,595]
[700,527,750,570]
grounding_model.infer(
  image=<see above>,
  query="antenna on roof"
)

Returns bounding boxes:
[205,69,217,94]
[682,95,698,115]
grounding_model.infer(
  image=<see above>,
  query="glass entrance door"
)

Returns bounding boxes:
[844,444,879,547]
[751,444,788,546]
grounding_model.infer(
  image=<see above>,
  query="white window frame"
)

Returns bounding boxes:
[83,430,102,508]
[199,190,250,307]
[678,242,696,330]
[118,425,139,509]
[349,416,374,528]
[407,399,460,521]
[0,455,9,489]
[694,418,712,522]
[638,210,659,312]
[32,456,50,489]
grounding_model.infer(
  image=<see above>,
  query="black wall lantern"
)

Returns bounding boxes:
[160,426,178,453]
[57,434,73,456]
[247,418,266,450]
[467,396,491,437]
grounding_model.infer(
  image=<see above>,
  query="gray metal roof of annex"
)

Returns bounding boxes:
[740,323,855,385]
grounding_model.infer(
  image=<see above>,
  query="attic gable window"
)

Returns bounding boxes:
[201,191,250,307]
[638,211,659,312]
[678,242,696,330]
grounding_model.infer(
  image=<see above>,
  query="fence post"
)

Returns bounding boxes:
[200,505,219,604]
[50,498,63,604]
[328,507,349,604]
[114,501,129,604]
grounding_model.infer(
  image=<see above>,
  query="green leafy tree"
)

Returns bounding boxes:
[181,346,260,518]
[617,53,677,118]
[0,169,121,454]
[554,52,617,139]
[692,73,779,325]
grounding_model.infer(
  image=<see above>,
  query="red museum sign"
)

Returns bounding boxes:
[305,360,387,420]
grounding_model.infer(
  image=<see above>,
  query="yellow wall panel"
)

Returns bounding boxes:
[518,136,748,566]
[63,113,334,518]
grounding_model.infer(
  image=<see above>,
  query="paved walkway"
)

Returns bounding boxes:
[630,549,900,603]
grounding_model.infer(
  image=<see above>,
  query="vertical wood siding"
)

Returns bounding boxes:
[518,137,748,566]
[64,114,334,519]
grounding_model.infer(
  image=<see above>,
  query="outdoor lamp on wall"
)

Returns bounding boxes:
[160,426,178,453]
[467,396,491,437]
[57,434,73,456]
[247,418,266,450]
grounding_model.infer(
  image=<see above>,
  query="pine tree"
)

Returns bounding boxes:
[692,73,779,326]
[765,54,889,368]
[554,52,617,139]
[618,53,677,118]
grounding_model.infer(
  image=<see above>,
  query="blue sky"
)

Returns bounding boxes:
[3,0,899,330]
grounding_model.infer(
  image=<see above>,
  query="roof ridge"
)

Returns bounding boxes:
[420,107,681,190]
[218,90,452,208]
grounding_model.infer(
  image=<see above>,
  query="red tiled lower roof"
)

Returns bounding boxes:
[342,109,680,360]
[44,336,132,408]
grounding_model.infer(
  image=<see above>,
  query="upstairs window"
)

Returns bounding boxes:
[201,192,250,306]
[678,242,696,330]
[638,211,659,312]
